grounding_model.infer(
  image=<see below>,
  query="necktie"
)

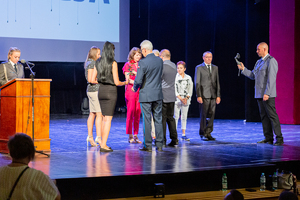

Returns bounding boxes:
[207,65,211,73]
[14,64,17,73]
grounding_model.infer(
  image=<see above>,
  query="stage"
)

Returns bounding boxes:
[1,114,300,199]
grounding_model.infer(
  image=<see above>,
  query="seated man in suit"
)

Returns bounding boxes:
[0,47,25,86]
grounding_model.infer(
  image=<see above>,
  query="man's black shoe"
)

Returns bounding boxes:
[139,146,152,152]
[200,134,210,141]
[257,139,273,144]
[207,136,216,141]
[156,147,163,151]
[274,141,284,146]
[167,141,177,147]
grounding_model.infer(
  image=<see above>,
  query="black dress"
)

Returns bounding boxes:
[96,60,117,116]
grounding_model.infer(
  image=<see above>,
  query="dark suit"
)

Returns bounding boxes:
[133,53,164,149]
[194,62,221,137]
[161,60,178,144]
[242,54,283,143]
[0,61,24,86]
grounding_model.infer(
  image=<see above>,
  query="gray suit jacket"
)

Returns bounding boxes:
[194,62,221,99]
[133,53,163,102]
[161,60,177,103]
[0,61,25,86]
[242,54,277,98]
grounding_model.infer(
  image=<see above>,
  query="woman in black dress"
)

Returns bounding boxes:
[92,41,127,152]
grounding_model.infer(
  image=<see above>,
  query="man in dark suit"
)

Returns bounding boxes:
[160,49,178,147]
[194,51,221,141]
[0,47,24,86]
[238,42,284,146]
[132,40,164,152]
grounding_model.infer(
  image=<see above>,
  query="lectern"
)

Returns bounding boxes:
[0,78,52,153]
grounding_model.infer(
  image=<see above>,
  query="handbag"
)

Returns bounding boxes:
[277,171,296,190]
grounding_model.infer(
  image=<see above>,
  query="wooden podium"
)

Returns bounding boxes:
[0,78,52,153]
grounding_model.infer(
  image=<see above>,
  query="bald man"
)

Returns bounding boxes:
[160,49,178,147]
[238,42,284,146]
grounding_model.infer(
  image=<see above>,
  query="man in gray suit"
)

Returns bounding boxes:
[160,49,178,147]
[194,51,221,141]
[0,47,24,86]
[132,40,164,152]
[238,42,284,145]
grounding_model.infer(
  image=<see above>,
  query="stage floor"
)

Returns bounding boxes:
[1,114,299,180]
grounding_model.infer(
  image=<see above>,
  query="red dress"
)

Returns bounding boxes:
[122,60,141,135]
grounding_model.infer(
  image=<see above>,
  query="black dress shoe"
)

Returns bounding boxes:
[257,139,273,144]
[167,141,177,147]
[274,141,284,146]
[100,147,113,152]
[156,147,163,151]
[207,136,216,141]
[139,146,152,152]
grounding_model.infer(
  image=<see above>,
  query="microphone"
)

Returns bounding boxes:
[234,53,241,76]
[20,59,35,66]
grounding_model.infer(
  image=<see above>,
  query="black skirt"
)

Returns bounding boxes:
[98,83,117,116]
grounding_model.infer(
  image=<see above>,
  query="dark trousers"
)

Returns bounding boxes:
[162,102,178,144]
[199,98,216,136]
[140,100,164,149]
[257,98,283,142]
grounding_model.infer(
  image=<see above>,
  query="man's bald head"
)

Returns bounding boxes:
[160,49,171,61]
[256,42,269,58]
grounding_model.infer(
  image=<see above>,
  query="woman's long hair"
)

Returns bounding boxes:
[84,46,100,69]
[97,41,115,82]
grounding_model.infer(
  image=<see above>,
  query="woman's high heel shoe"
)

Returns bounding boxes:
[95,136,101,146]
[87,136,96,147]
[133,135,142,144]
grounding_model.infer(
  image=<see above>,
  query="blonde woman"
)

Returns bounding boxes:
[85,46,101,146]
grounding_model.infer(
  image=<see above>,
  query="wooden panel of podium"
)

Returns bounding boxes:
[0,78,52,153]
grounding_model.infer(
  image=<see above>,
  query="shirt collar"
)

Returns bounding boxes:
[262,53,269,60]
[9,60,16,66]
[204,62,211,67]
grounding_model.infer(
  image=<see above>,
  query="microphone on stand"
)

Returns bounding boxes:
[20,59,35,66]
[234,53,241,76]
[20,59,35,76]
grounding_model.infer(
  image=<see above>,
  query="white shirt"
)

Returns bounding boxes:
[0,165,59,200]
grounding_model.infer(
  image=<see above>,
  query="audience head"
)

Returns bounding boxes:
[153,49,160,57]
[127,47,142,62]
[256,42,269,58]
[203,51,213,65]
[85,46,100,68]
[8,133,35,162]
[278,190,298,200]
[7,47,21,64]
[160,49,171,61]
[224,189,244,200]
